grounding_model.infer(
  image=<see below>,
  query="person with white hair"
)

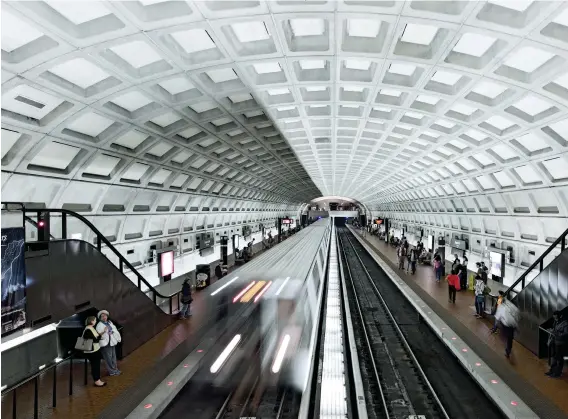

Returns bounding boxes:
[95,310,122,376]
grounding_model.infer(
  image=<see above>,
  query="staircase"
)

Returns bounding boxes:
[505,227,568,356]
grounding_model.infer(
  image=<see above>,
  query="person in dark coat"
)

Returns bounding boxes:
[82,316,106,387]
[179,278,193,319]
[547,311,568,378]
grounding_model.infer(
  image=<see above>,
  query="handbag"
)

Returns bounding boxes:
[75,336,93,352]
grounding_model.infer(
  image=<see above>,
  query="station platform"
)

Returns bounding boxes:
[350,227,568,419]
[0,249,261,419]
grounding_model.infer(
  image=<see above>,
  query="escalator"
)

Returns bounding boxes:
[4,204,180,358]
[505,227,568,356]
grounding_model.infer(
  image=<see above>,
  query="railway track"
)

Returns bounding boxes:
[338,229,448,419]
[338,228,506,419]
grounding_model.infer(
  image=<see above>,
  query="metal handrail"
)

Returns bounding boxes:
[0,351,84,419]
[1,203,180,304]
[505,227,568,298]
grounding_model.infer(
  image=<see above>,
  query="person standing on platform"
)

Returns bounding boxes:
[82,316,106,387]
[397,245,406,270]
[96,310,121,376]
[458,263,468,291]
[409,248,417,275]
[474,275,485,318]
[495,297,520,358]
[433,255,443,282]
[490,291,505,333]
[547,311,567,378]
[446,269,460,304]
[179,278,193,319]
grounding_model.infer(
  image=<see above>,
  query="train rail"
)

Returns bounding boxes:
[338,228,506,419]
[338,229,448,419]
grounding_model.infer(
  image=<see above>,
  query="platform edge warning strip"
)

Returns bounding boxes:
[346,225,537,419]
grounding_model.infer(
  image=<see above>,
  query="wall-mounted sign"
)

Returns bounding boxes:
[1,228,27,336]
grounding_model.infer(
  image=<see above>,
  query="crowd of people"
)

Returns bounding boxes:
[391,236,567,373]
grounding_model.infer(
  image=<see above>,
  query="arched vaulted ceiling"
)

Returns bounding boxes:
[1,0,568,224]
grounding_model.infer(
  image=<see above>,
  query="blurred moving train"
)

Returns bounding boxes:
[132,219,332,419]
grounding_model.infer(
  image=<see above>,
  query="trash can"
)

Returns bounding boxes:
[196,264,211,289]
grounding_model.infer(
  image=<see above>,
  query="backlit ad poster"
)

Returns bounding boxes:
[1,227,27,336]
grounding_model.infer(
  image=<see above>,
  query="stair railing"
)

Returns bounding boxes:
[1,202,181,315]
[505,227,568,298]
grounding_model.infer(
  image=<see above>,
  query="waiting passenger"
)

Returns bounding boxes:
[474,275,485,318]
[446,269,460,304]
[179,278,193,319]
[546,311,567,378]
[490,291,505,333]
[82,316,106,387]
[95,310,121,376]
[397,245,406,270]
[408,248,417,275]
[433,255,443,282]
[215,264,226,280]
[495,297,520,358]
[458,263,468,291]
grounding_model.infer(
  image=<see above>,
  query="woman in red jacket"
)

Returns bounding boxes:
[446,269,460,304]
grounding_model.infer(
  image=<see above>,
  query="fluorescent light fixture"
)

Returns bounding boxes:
[275,277,290,296]
[490,0,533,12]
[1,11,44,52]
[492,143,517,159]
[486,115,514,130]
[453,33,496,57]
[171,29,215,54]
[306,86,327,92]
[254,281,272,303]
[210,334,241,373]
[299,60,325,70]
[472,81,507,99]
[233,281,256,303]
[39,364,46,370]
[401,23,439,45]
[232,21,270,43]
[0,385,6,391]
[272,334,291,373]
[389,63,416,76]
[207,68,238,83]
[210,276,239,296]
[416,94,439,104]
[380,88,401,97]
[452,103,477,115]
[267,88,290,96]
[347,19,381,38]
[345,59,371,71]
[553,8,568,25]
[253,62,281,74]
[514,164,541,183]
[513,95,552,116]
[290,18,325,36]
[431,70,461,85]
[504,46,554,73]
